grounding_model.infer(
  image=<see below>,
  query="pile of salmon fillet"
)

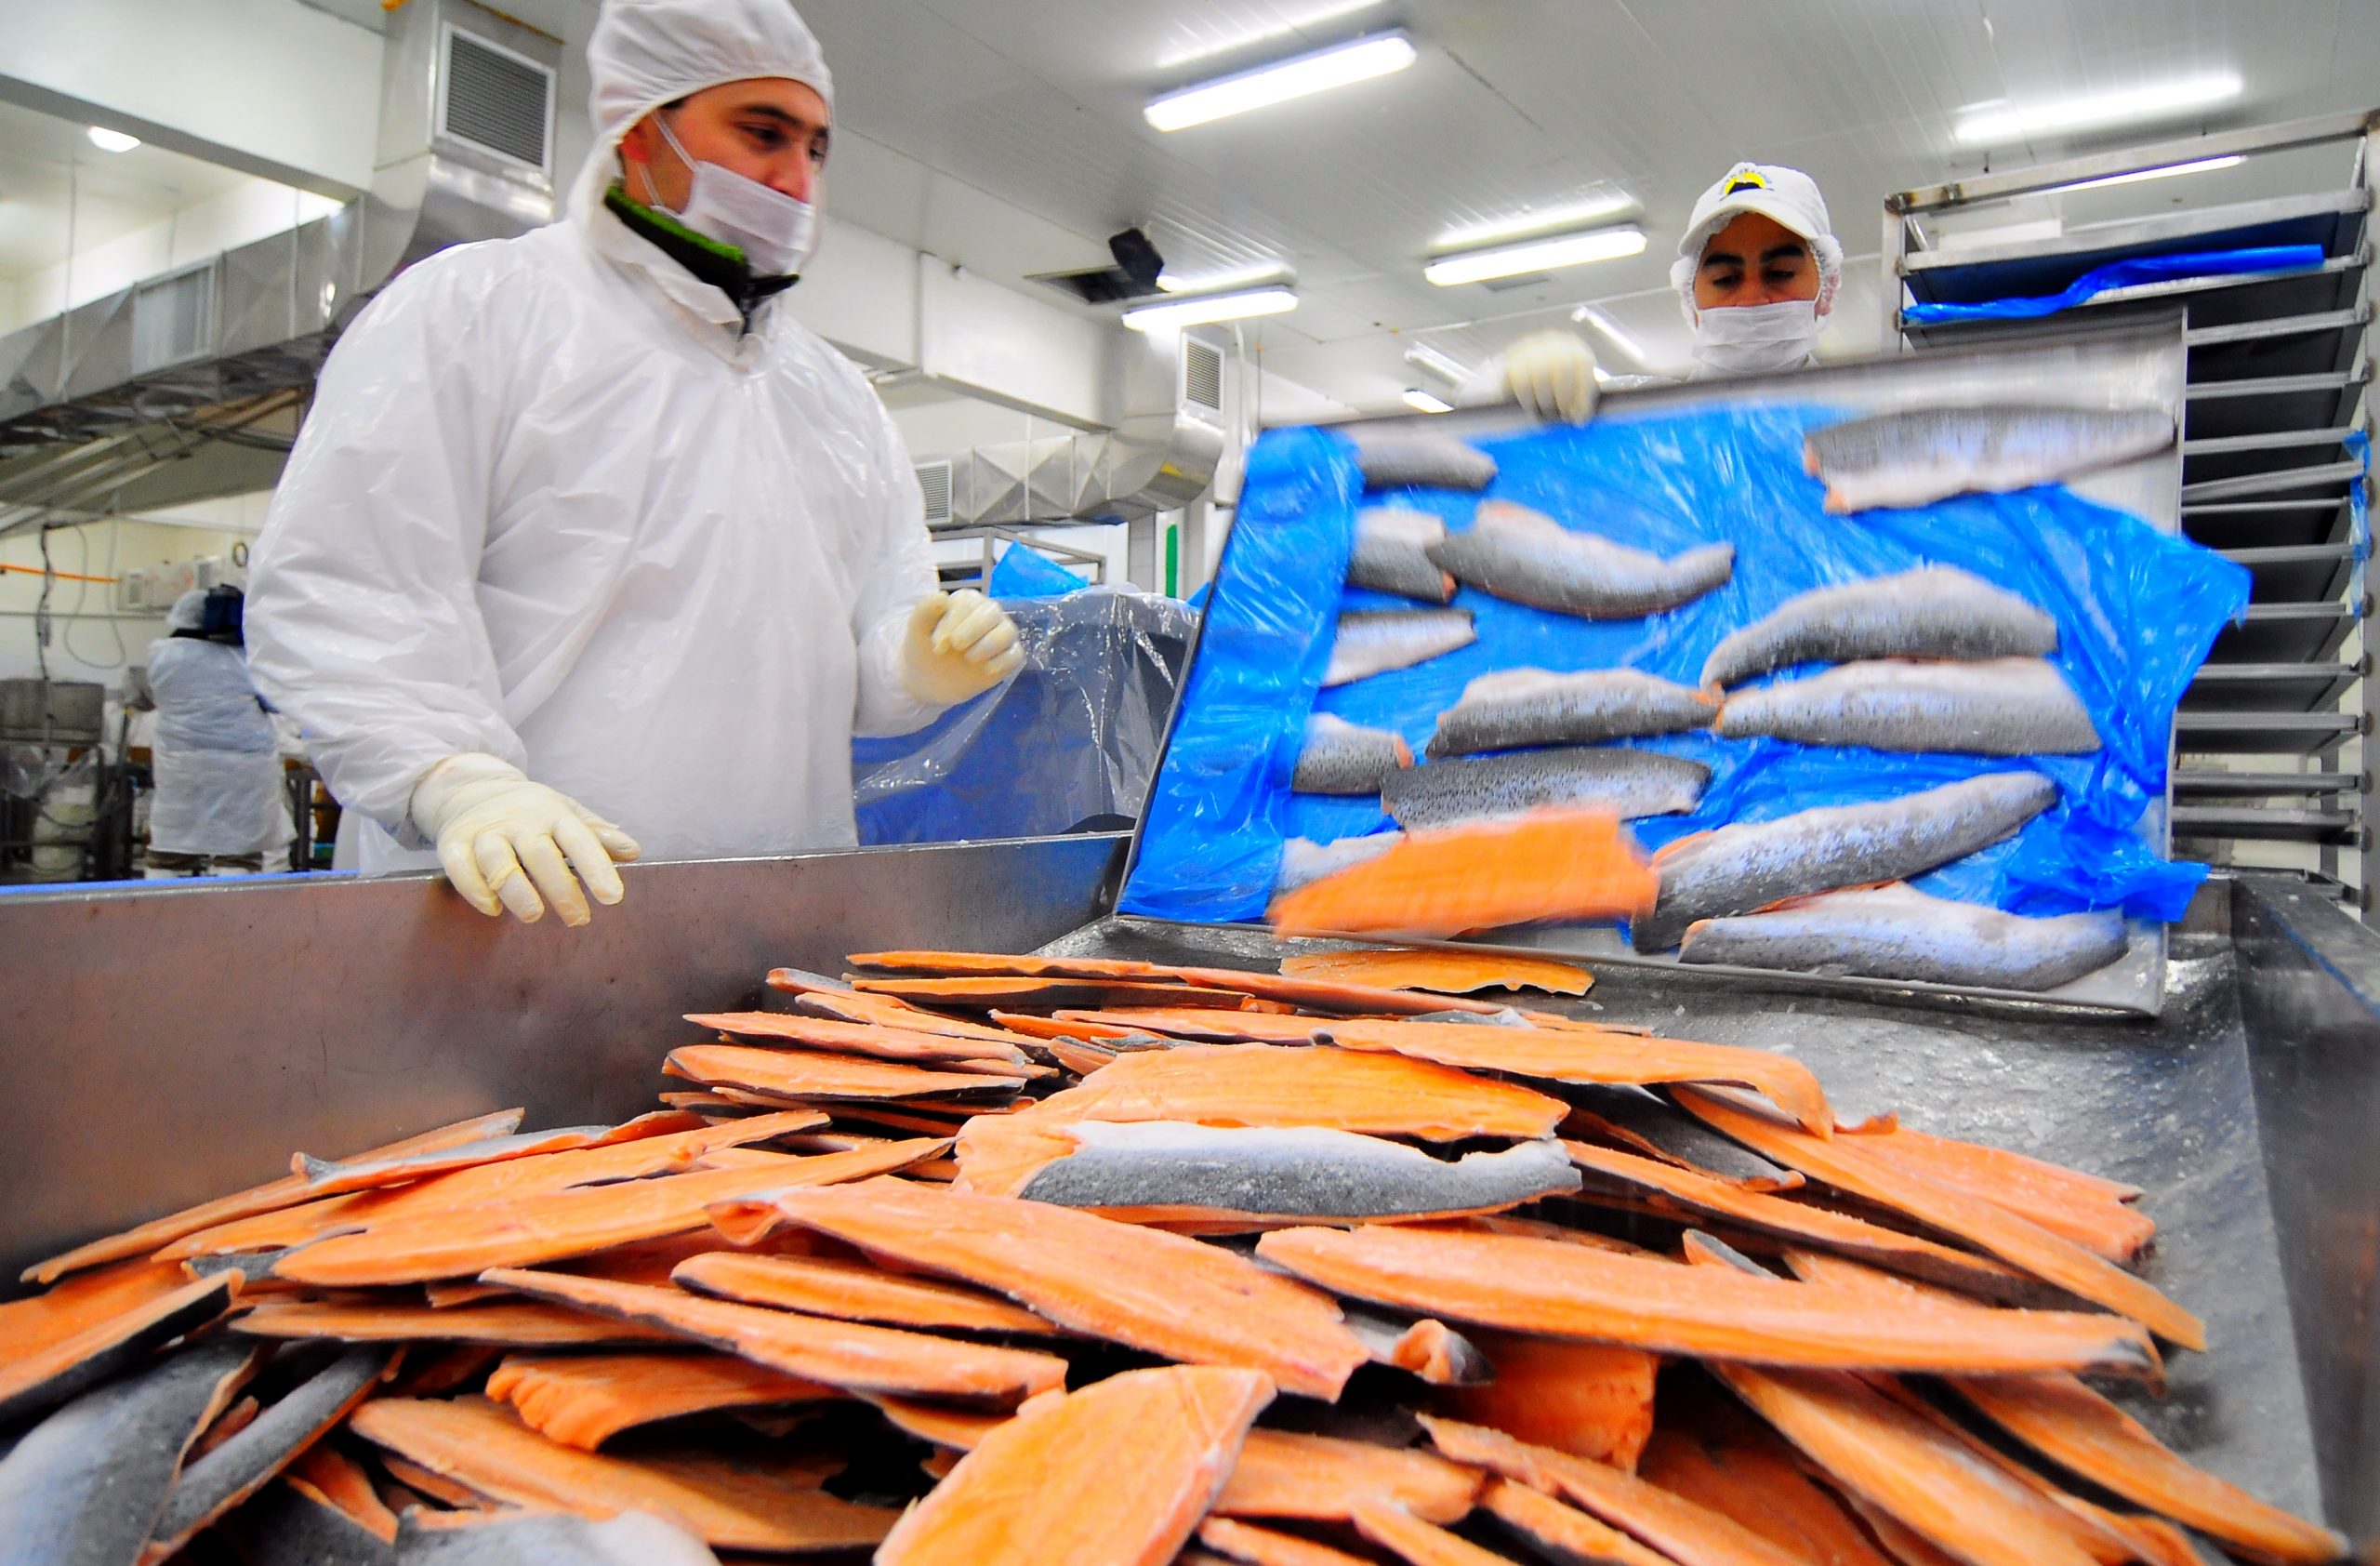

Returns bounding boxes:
[0,945,2344,1565]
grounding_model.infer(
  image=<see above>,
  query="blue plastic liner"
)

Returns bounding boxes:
[987,541,1093,600]
[1903,245,2326,325]
[1119,405,2249,932]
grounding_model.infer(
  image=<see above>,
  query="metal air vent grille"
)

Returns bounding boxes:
[915,460,954,525]
[1183,338,1224,412]
[441,26,553,173]
[131,263,215,374]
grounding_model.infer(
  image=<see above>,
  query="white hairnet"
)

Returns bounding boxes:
[165,589,209,632]
[571,0,834,215]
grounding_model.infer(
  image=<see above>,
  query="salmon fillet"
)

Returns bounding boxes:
[1638,1426,1897,1566]
[485,1351,840,1450]
[0,1263,241,1423]
[671,1251,1060,1336]
[1268,809,1657,937]
[1350,1498,1515,1566]
[286,1444,400,1542]
[1199,1516,1379,1566]
[233,1300,677,1347]
[683,1011,1028,1064]
[849,950,1509,1016]
[665,1043,1025,1100]
[1478,1478,1676,1566]
[1279,948,1593,996]
[875,1366,1274,1566]
[1437,1331,1658,1471]
[1842,1124,2154,1264]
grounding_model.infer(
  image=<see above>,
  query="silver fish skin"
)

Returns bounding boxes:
[1323,608,1476,686]
[1425,501,1735,618]
[1713,657,2100,755]
[1700,566,2059,688]
[1382,746,1710,829]
[1293,713,1415,795]
[395,1509,722,1566]
[1428,667,1719,758]
[1276,832,1402,893]
[149,1348,397,1557]
[1351,506,1456,603]
[1805,404,2175,512]
[1634,771,2058,950]
[1016,1121,1580,1221]
[1351,430,1498,492]
[1677,883,2128,992]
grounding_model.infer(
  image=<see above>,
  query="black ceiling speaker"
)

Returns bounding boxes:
[1031,227,1169,304]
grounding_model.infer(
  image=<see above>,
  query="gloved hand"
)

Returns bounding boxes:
[899,589,1025,706]
[408,752,640,928]
[1503,329,1600,423]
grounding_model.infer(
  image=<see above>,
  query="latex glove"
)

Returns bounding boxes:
[899,589,1025,706]
[1504,329,1600,423]
[408,752,639,927]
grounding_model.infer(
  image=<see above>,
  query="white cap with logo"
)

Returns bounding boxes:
[1668,161,1844,313]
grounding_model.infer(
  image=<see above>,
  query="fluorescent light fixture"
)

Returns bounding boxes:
[86,126,140,153]
[1122,285,1298,331]
[1568,302,1646,366]
[1953,73,2241,146]
[1403,344,1471,384]
[1157,261,1291,294]
[1425,224,1645,287]
[1402,388,1453,414]
[2054,153,2245,193]
[1434,193,1635,252]
[1146,31,1417,132]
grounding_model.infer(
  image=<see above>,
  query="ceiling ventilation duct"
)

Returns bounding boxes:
[0,0,559,484]
[940,327,1227,527]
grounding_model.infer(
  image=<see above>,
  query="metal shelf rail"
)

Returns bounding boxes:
[1884,110,2380,902]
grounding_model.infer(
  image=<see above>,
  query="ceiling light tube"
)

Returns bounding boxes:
[1402,388,1453,414]
[1146,31,1417,132]
[1953,73,2242,146]
[1122,285,1299,331]
[1403,344,1471,384]
[2053,153,2245,193]
[86,126,141,153]
[1425,224,1646,287]
[1568,302,1646,366]
[1157,262,1292,294]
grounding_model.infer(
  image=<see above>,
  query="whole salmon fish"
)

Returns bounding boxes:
[1382,748,1710,829]
[1324,609,1475,686]
[1634,772,2057,950]
[1429,669,1718,757]
[1426,502,1735,619]
[1351,507,1456,603]
[1805,405,2175,512]
[1713,658,2100,755]
[1701,566,2059,688]
[1676,883,2128,991]
[1293,714,1414,795]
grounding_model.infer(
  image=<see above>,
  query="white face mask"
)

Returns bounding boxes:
[1690,299,1822,377]
[641,113,820,279]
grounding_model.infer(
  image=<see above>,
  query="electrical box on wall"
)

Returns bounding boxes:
[112,556,227,614]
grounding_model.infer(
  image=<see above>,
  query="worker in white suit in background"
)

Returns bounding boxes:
[246,0,1020,929]
[1456,161,1844,419]
[145,588,285,878]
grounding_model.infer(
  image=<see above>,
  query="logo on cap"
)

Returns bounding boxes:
[1721,165,1768,195]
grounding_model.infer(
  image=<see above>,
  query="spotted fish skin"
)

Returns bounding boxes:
[1324,610,1476,687]
[1016,1121,1580,1221]
[1428,668,1718,758]
[1382,747,1709,829]
[1351,507,1457,603]
[1678,883,2128,992]
[1805,404,2175,512]
[1425,502,1735,619]
[1294,714,1415,795]
[1714,658,2100,755]
[1634,772,2058,951]
[1352,431,1498,492]
[1277,833,1403,893]
[1701,566,2059,688]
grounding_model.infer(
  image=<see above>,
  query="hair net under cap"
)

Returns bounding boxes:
[165,589,210,632]
[571,0,833,213]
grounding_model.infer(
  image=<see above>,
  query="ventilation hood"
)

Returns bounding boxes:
[0,0,560,508]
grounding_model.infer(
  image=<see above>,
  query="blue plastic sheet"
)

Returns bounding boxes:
[1120,405,2249,933]
[987,542,1092,600]
[1903,246,2326,325]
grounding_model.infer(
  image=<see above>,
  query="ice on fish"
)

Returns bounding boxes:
[1635,771,2058,950]
[1276,833,1403,894]
[1351,430,1498,492]
[1382,747,1709,829]
[1351,507,1456,603]
[1805,404,2175,512]
[1700,566,2060,688]
[1678,883,2128,992]
[1425,502,1734,619]
[1714,657,2100,756]
[1323,609,1476,686]
[1428,668,1718,758]
[1293,714,1414,795]
[1017,1121,1580,1222]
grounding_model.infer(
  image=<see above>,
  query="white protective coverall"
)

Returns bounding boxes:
[245,0,945,877]
[147,591,284,861]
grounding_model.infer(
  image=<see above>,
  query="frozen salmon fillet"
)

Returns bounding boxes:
[1268,809,1657,938]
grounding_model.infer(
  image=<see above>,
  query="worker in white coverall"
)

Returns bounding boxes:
[1461,162,1844,421]
[145,589,285,877]
[246,0,1022,928]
